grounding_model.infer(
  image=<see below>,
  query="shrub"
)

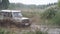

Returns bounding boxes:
[50,11,60,26]
[41,7,57,19]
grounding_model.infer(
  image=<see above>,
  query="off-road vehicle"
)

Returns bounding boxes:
[0,10,31,27]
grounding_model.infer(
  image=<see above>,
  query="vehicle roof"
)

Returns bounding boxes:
[0,10,21,12]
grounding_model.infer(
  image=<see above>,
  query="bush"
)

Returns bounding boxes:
[50,11,60,26]
[41,7,57,19]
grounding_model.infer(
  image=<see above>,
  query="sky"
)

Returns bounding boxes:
[9,0,58,5]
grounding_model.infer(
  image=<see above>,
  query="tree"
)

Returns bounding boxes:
[0,0,9,9]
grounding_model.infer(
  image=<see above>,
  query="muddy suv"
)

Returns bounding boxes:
[0,10,31,27]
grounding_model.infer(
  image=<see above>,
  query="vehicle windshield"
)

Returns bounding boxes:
[13,12,23,17]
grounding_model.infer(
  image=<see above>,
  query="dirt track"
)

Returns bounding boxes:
[13,24,60,34]
[30,24,60,34]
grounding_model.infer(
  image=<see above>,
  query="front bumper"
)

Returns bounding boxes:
[20,23,31,27]
[25,23,30,26]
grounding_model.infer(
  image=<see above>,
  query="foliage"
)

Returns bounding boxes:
[0,28,15,34]
[49,10,60,26]
[22,31,48,34]
[41,6,60,26]
[41,7,57,19]
[0,0,9,9]
[58,0,60,7]
[8,3,57,10]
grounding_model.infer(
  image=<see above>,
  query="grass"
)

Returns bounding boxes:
[22,31,48,34]
[0,28,48,34]
[0,28,15,34]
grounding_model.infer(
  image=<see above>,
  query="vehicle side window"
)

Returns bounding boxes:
[3,12,8,17]
[3,12,12,18]
[12,12,23,18]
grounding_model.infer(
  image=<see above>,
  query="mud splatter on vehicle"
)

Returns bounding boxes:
[0,10,31,28]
